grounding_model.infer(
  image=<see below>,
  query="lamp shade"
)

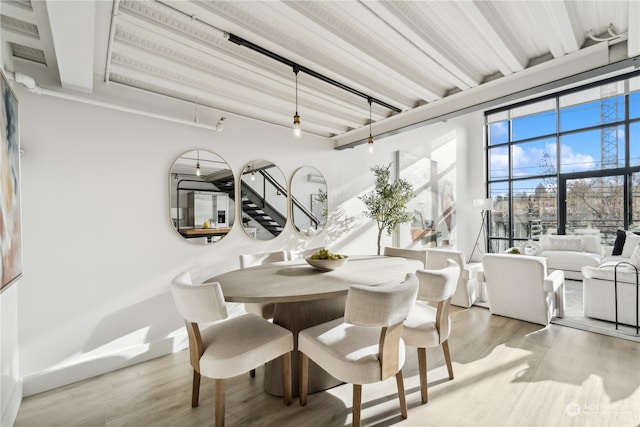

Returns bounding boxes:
[473,198,492,210]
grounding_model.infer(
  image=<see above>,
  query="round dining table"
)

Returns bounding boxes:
[206,255,423,396]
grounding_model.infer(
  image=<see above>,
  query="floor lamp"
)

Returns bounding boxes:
[468,198,492,263]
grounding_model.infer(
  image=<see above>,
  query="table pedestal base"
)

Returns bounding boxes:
[264,296,346,396]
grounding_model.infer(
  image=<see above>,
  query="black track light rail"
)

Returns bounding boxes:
[227,33,401,113]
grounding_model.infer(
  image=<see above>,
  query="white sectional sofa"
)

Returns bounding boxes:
[536,235,603,280]
[582,263,639,326]
[580,231,640,327]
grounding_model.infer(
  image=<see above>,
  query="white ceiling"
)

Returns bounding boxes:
[1,1,639,149]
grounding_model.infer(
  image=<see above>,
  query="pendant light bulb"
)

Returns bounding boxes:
[293,114,301,138]
[293,66,301,138]
[196,150,201,176]
[251,170,256,181]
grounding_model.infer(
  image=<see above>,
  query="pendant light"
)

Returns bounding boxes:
[196,150,201,176]
[293,66,301,138]
[250,162,256,181]
[367,97,374,154]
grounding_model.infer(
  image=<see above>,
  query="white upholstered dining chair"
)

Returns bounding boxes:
[383,246,427,268]
[402,260,460,403]
[239,250,288,319]
[298,273,419,427]
[425,248,478,307]
[170,272,294,427]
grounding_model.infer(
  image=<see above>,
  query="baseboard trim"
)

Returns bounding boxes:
[1,379,23,427]
[22,335,188,397]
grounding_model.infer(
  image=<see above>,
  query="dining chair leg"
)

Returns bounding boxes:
[417,347,428,403]
[215,378,225,427]
[192,369,201,407]
[442,340,454,380]
[395,371,408,419]
[299,352,309,406]
[282,352,292,405]
[352,384,362,427]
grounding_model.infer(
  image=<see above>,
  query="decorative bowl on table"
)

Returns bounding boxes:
[304,250,349,271]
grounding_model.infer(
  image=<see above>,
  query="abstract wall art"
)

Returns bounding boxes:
[0,70,22,292]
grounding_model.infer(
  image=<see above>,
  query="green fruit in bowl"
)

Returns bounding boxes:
[310,249,345,260]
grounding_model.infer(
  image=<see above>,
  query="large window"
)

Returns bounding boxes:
[486,73,640,249]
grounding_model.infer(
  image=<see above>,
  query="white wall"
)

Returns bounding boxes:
[9,85,485,403]
[452,113,487,260]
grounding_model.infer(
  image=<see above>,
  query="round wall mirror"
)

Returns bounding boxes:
[169,150,235,244]
[240,160,287,240]
[290,166,327,237]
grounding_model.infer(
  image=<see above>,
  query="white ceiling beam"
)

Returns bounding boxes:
[115,4,391,121]
[110,42,361,131]
[453,1,527,75]
[543,0,581,55]
[278,1,441,102]
[183,0,420,107]
[109,65,342,137]
[0,31,41,50]
[361,1,478,90]
[629,0,640,58]
[524,2,569,58]
[333,42,611,148]
[526,0,584,58]
[16,0,60,87]
[108,44,355,137]
[329,1,453,93]
[0,1,36,24]
[45,0,95,93]
[112,14,368,128]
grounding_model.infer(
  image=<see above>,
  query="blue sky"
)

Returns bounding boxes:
[489,93,640,184]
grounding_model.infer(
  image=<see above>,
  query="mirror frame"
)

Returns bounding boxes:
[169,150,235,244]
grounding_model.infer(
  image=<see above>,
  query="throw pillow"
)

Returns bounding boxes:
[621,232,640,258]
[581,235,602,254]
[612,229,626,256]
[521,240,542,256]
[548,236,584,251]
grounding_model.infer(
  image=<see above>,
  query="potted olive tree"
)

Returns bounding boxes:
[358,163,414,255]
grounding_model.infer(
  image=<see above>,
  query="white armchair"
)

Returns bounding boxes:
[426,248,477,307]
[479,254,565,325]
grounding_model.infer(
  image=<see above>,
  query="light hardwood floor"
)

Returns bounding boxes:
[15,306,640,427]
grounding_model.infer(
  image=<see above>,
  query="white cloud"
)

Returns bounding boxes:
[491,140,597,177]
[490,122,508,142]
[560,145,596,171]
[489,147,508,177]
[511,143,555,177]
